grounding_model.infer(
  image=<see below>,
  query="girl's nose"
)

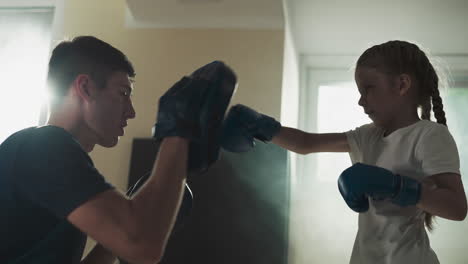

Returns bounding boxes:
[358,95,366,107]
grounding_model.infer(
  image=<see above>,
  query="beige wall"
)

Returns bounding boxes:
[59,0,284,257]
[61,0,284,189]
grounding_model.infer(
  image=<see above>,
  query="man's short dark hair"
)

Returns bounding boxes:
[47,36,135,99]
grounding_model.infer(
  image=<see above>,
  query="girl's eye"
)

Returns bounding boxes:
[358,86,367,95]
[364,85,373,93]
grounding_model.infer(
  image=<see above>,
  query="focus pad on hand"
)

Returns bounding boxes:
[187,61,237,177]
[153,77,211,140]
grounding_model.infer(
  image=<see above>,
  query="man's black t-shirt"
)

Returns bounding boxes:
[0,126,113,264]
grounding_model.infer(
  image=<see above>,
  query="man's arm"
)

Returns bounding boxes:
[69,137,189,264]
[80,243,116,264]
[72,61,235,264]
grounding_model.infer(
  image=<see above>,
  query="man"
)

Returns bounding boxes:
[0,36,236,264]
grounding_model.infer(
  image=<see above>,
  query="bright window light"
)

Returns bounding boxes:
[0,8,53,143]
[429,86,468,262]
[316,81,370,182]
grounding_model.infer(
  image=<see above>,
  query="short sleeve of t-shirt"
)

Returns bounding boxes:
[345,123,376,164]
[416,124,460,176]
[14,126,114,218]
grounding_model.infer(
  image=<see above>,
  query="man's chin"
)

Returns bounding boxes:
[98,136,119,148]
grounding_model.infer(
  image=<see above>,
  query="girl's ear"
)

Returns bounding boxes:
[397,73,412,96]
[72,74,93,101]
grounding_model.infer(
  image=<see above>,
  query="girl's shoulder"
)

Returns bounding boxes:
[413,120,457,151]
[351,122,383,136]
[415,120,450,136]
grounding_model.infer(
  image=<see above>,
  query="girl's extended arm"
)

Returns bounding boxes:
[272,127,350,154]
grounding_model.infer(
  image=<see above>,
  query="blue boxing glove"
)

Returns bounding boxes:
[221,104,281,153]
[338,163,421,213]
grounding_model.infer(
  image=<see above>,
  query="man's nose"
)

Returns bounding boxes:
[127,101,136,119]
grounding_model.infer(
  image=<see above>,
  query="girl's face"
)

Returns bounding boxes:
[355,66,401,128]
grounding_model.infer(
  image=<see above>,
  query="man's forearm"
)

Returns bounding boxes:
[128,137,189,253]
[81,243,116,264]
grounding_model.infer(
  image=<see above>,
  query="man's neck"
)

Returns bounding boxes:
[47,111,95,153]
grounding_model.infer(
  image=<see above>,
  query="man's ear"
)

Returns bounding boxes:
[72,74,93,101]
[397,73,412,96]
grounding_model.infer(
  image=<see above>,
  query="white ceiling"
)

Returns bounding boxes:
[125,0,468,57]
[125,0,284,29]
[288,0,468,56]
[1,0,466,56]
[0,0,55,7]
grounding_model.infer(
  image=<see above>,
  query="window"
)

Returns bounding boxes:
[429,80,468,262]
[0,7,54,143]
[292,67,360,264]
[316,81,369,182]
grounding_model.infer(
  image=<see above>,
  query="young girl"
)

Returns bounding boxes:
[221,40,467,263]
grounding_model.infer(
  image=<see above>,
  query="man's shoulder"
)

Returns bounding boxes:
[2,126,86,164]
[23,126,78,149]
[2,126,71,144]
[30,125,73,141]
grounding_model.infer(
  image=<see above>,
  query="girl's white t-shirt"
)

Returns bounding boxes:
[345,120,460,264]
